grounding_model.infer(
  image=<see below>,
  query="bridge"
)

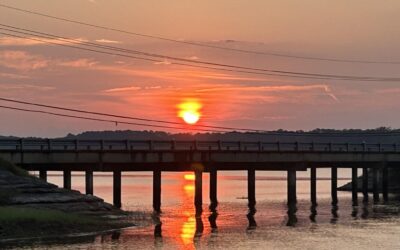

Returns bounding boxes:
[0,139,397,211]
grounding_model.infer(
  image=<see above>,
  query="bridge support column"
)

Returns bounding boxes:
[113,170,122,208]
[372,168,379,203]
[362,167,369,203]
[85,170,93,195]
[153,170,161,212]
[352,167,358,206]
[63,170,71,190]
[39,170,47,181]
[382,166,389,202]
[209,169,218,209]
[287,170,297,205]
[194,170,203,212]
[331,167,338,205]
[310,167,317,206]
[248,168,256,208]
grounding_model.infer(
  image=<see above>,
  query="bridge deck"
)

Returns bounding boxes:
[0,139,399,171]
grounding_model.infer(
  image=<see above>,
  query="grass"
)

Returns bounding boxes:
[0,207,96,224]
[0,206,122,240]
[0,158,28,177]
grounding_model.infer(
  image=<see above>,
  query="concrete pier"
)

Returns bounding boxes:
[372,168,379,203]
[331,167,338,205]
[287,170,297,205]
[153,170,162,212]
[39,170,47,181]
[63,170,71,190]
[209,169,218,209]
[194,170,203,211]
[352,167,358,206]
[382,166,389,202]
[113,170,122,208]
[85,170,93,195]
[362,167,369,203]
[310,167,317,205]
[248,168,256,208]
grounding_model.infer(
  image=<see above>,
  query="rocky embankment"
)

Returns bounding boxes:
[0,166,138,242]
[0,169,123,215]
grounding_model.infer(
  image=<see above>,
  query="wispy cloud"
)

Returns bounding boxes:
[0,50,48,70]
[95,39,122,44]
[59,58,98,68]
[0,83,55,91]
[195,84,339,102]
[103,86,142,93]
[0,36,88,47]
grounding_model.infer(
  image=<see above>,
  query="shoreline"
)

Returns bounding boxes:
[0,159,148,246]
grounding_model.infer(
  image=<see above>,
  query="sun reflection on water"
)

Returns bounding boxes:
[180,172,196,247]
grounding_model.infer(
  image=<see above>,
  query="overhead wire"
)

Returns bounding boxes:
[1,25,400,81]
[1,3,400,65]
[0,105,229,133]
[0,97,264,132]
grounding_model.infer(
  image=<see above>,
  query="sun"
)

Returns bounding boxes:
[178,100,202,125]
[182,110,200,124]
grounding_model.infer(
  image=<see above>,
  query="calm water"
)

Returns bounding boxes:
[9,169,400,249]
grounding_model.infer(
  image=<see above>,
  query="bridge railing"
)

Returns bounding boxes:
[0,139,398,153]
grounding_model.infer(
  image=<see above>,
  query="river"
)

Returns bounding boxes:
[13,169,400,249]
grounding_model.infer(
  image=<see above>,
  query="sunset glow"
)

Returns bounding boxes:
[178,100,202,125]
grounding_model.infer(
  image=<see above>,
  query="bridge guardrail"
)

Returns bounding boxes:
[0,139,399,153]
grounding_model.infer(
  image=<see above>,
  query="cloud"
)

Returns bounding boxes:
[187,56,199,60]
[0,72,30,79]
[0,83,55,91]
[195,84,339,102]
[0,36,88,47]
[59,58,98,68]
[103,86,142,93]
[0,50,48,71]
[154,60,172,65]
[95,39,122,44]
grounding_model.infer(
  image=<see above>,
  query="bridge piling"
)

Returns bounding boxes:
[362,167,369,203]
[39,170,47,181]
[113,170,122,208]
[209,169,218,209]
[194,170,203,212]
[63,170,71,190]
[352,167,358,206]
[310,167,317,206]
[153,170,162,212]
[382,166,389,202]
[372,168,379,203]
[331,167,338,205]
[85,170,93,195]
[287,170,297,205]
[248,168,256,208]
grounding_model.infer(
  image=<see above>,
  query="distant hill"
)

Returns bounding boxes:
[2,127,400,143]
[60,127,400,143]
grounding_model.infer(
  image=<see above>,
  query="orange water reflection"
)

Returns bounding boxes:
[180,173,197,247]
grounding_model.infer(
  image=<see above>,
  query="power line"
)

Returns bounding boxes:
[2,26,400,81]
[1,3,399,65]
[0,105,229,133]
[0,97,263,132]
[1,98,400,137]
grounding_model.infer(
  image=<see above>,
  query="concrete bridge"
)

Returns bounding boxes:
[0,139,398,210]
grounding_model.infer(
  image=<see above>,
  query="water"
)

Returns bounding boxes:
[9,169,400,249]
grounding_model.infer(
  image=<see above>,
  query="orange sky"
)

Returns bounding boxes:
[1,1,400,137]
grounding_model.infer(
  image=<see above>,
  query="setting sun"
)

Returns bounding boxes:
[177,100,202,125]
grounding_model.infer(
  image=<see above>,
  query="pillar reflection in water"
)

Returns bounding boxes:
[309,204,317,223]
[330,205,339,224]
[286,202,298,227]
